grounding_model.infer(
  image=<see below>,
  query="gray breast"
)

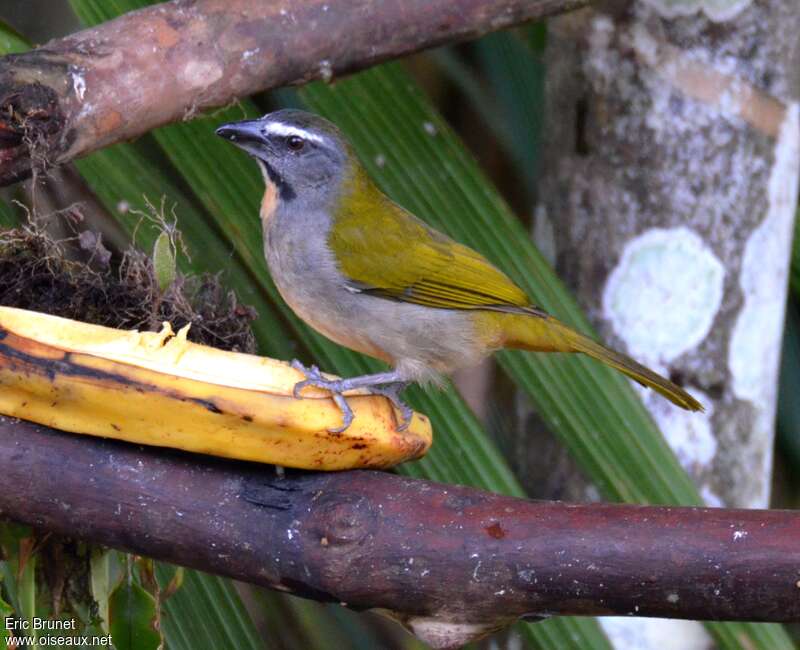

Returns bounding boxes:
[263,208,342,304]
[261,206,487,380]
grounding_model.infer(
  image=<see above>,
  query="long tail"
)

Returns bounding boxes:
[500,312,703,412]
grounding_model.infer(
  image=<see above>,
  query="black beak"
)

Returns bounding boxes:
[215,118,294,200]
[215,119,264,146]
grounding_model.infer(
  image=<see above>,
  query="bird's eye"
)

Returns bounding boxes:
[287,135,305,151]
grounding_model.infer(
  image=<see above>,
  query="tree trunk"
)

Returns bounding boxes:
[531,0,800,645]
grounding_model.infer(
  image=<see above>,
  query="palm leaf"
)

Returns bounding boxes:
[154,566,265,650]
[74,139,293,357]
[301,65,696,503]
[791,209,799,297]
[298,64,792,649]
[0,19,27,54]
[777,302,800,472]
[12,6,791,649]
[67,2,609,648]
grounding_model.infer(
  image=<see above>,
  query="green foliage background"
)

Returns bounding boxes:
[0,2,798,648]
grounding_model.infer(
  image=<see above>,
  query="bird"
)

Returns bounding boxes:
[215,109,702,432]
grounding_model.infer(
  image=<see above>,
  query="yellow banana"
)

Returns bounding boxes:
[0,306,431,470]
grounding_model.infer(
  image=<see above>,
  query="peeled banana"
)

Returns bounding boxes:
[0,306,432,469]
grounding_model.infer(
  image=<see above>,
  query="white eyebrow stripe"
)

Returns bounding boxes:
[264,122,325,144]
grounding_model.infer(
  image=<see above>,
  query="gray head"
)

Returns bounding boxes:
[215,109,350,207]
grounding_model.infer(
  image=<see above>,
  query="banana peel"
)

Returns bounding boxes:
[0,306,432,470]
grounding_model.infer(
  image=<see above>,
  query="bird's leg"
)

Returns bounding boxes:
[290,361,412,432]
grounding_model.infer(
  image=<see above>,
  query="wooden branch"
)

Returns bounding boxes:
[0,0,587,186]
[0,416,798,647]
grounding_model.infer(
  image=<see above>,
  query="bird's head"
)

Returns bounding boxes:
[215,109,352,208]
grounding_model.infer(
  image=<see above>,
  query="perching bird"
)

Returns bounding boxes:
[216,110,702,432]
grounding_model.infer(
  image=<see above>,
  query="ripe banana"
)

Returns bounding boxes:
[0,306,432,470]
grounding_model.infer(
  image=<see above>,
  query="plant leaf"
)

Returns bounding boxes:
[777,303,800,490]
[297,63,793,649]
[66,5,602,646]
[791,209,799,297]
[0,198,20,228]
[90,549,115,634]
[299,65,695,503]
[0,19,28,54]
[155,566,265,650]
[0,590,12,645]
[39,7,794,649]
[74,139,293,358]
[109,578,161,650]
[152,230,177,292]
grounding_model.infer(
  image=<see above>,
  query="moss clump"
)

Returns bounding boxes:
[0,223,256,352]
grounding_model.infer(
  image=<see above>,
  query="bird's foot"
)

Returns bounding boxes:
[291,361,412,433]
[290,360,353,433]
[368,382,413,431]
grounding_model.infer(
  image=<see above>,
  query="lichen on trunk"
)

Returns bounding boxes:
[530,0,800,645]
[537,0,800,508]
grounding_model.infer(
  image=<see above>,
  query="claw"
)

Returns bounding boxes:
[289,362,412,433]
[369,382,413,431]
[327,392,354,433]
[291,360,321,399]
[290,359,353,433]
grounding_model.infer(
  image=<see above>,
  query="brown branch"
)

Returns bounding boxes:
[0,0,587,186]
[0,416,798,648]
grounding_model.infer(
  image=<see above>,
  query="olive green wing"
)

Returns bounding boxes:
[329,196,541,313]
